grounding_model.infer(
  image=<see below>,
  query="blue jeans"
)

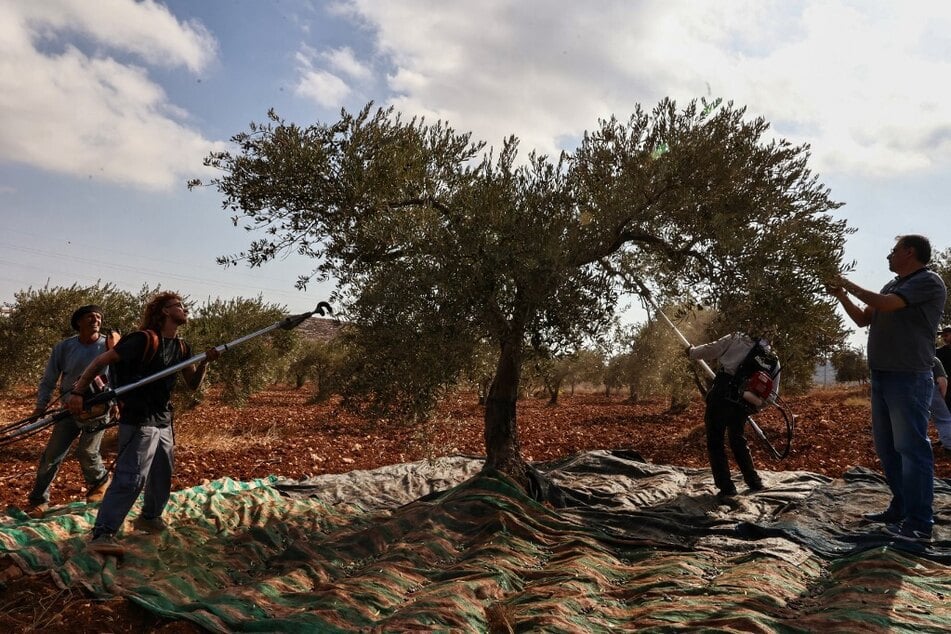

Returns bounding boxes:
[29,417,108,505]
[931,388,951,446]
[93,424,174,537]
[870,370,935,529]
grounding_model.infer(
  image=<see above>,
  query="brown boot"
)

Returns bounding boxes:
[86,474,111,504]
[87,534,125,558]
[25,502,48,519]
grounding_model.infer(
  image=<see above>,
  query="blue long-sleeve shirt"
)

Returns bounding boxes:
[35,335,109,410]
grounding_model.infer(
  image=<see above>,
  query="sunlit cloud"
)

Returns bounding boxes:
[337,0,951,177]
[0,0,223,190]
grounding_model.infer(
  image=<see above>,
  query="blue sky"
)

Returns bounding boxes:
[1,1,950,347]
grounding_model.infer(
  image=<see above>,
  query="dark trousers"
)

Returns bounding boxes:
[705,392,761,493]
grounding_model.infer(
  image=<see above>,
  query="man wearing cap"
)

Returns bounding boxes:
[24,305,119,518]
[828,234,947,543]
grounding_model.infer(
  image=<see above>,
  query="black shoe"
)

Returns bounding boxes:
[884,522,932,543]
[747,480,765,492]
[133,515,168,534]
[863,509,903,524]
[717,488,738,500]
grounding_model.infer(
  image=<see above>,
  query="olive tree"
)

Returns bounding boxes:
[0,282,147,392]
[286,338,348,400]
[184,296,295,406]
[831,346,869,383]
[196,99,849,495]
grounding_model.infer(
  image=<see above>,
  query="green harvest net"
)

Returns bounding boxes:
[2,451,950,632]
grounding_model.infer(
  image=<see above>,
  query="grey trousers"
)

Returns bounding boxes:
[29,417,107,504]
[93,423,174,537]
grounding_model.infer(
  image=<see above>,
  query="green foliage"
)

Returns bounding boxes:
[830,347,869,383]
[334,308,473,421]
[604,351,635,398]
[567,348,607,392]
[611,305,713,409]
[0,282,148,392]
[527,347,606,403]
[461,340,498,405]
[185,296,295,407]
[199,99,851,435]
[286,337,348,402]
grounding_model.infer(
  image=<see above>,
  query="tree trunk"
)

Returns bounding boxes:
[625,385,638,403]
[484,337,530,485]
[483,335,568,507]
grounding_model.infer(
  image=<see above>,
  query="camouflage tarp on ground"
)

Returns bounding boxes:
[2,450,950,632]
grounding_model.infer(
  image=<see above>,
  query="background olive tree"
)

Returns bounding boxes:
[610,304,714,411]
[830,346,869,384]
[0,282,149,392]
[286,337,349,402]
[527,347,605,405]
[0,285,305,410]
[197,98,851,494]
[184,296,296,407]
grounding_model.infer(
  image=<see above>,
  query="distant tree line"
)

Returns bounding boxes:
[0,283,305,409]
[1,280,880,422]
[4,278,919,424]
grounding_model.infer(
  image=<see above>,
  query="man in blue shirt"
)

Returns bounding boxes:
[24,305,117,517]
[829,234,947,543]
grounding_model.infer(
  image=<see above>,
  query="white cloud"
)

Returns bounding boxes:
[324,46,372,80]
[0,0,222,190]
[294,45,370,109]
[296,69,352,108]
[14,0,216,73]
[337,0,951,177]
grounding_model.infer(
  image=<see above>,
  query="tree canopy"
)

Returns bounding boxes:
[197,98,850,491]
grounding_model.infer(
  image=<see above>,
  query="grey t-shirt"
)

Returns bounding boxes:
[934,357,947,380]
[868,268,947,372]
